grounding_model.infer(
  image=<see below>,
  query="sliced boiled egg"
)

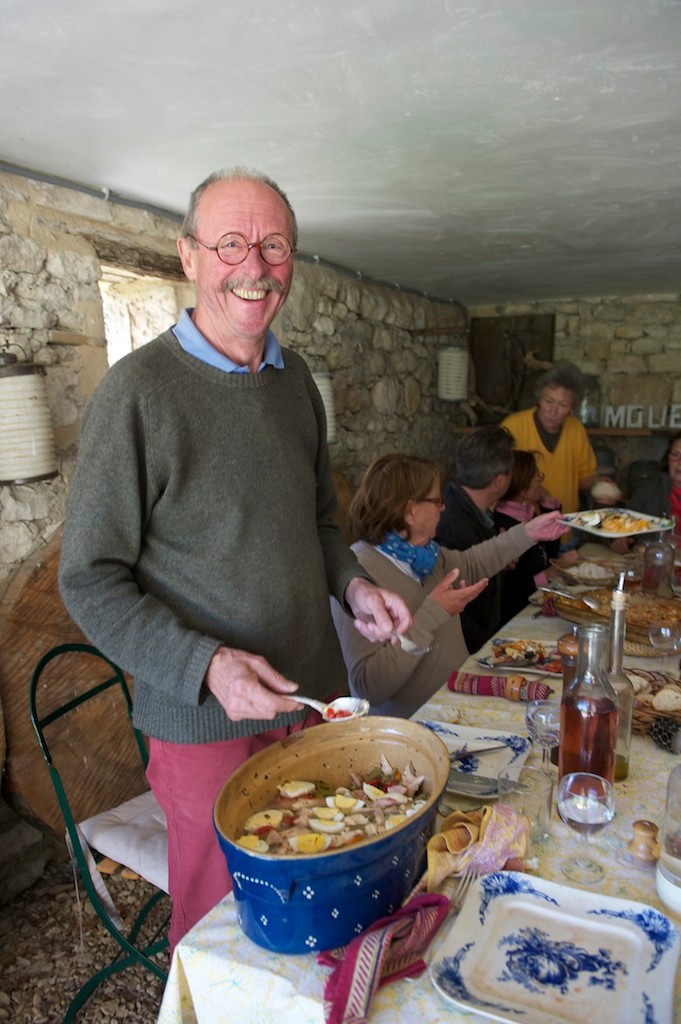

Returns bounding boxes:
[326,794,365,813]
[243,809,284,833]
[277,780,316,799]
[236,835,269,853]
[385,814,408,830]
[313,807,344,822]
[288,832,332,854]
[362,783,386,801]
[309,818,345,835]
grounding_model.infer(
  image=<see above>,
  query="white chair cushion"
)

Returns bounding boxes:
[78,789,168,893]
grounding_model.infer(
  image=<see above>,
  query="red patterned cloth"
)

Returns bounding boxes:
[447,670,552,701]
[316,892,450,1024]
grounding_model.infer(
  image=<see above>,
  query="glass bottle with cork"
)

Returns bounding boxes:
[558,623,619,783]
[551,626,579,766]
[608,572,634,781]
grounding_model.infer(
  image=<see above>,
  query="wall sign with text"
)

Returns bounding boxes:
[602,405,681,429]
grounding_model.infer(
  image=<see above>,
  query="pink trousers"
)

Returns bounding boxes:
[147,712,320,953]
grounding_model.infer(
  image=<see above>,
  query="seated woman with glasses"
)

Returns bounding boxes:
[493,449,564,626]
[330,453,567,718]
[628,431,681,526]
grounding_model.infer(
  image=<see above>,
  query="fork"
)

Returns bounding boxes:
[439,866,477,912]
[392,631,435,656]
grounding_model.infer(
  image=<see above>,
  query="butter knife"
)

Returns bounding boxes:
[449,743,508,762]
[446,769,499,797]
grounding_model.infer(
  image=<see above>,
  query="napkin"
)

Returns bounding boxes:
[317,892,450,1024]
[316,804,530,1024]
[448,669,552,701]
[426,803,530,891]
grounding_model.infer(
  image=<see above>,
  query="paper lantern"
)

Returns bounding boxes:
[437,347,469,402]
[0,353,58,484]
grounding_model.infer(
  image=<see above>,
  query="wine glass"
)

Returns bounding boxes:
[556,772,615,884]
[648,621,681,675]
[525,700,561,765]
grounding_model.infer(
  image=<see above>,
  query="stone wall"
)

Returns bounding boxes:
[0,168,468,583]
[468,295,681,488]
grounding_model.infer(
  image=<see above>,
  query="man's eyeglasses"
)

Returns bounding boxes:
[185,231,296,266]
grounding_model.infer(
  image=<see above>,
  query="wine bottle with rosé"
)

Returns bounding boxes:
[558,624,619,784]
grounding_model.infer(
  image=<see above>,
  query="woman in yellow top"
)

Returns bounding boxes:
[501,360,597,515]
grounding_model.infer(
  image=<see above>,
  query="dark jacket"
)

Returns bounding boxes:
[628,473,672,519]
[435,482,501,653]
[493,505,561,625]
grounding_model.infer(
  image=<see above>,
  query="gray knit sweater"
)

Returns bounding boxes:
[59,330,364,743]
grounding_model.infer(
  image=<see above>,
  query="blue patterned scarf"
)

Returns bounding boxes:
[377,531,439,581]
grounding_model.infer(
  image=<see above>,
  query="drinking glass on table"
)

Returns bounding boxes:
[556,772,615,884]
[648,621,681,675]
[525,699,561,765]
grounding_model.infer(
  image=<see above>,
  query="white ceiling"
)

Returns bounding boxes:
[2,0,680,306]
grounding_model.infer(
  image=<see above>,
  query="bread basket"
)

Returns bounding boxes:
[629,670,681,734]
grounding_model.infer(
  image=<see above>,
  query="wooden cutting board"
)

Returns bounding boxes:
[0,529,148,834]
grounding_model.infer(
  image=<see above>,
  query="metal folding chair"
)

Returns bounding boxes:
[29,642,169,1022]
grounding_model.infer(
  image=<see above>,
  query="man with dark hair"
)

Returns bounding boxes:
[435,425,515,652]
[501,360,597,514]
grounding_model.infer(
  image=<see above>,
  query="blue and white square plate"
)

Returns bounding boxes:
[430,871,680,1024]
[417,721,530,796]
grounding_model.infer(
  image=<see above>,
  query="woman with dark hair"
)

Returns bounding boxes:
[628,431,681,525]
[494,450,563,625]
[330,453,567,718]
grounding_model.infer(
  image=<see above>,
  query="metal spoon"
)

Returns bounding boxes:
[537,586,600,610]
[280,693,370,721]
[392,631,435,656]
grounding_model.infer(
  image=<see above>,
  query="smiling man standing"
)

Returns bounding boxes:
[59,168,410,950]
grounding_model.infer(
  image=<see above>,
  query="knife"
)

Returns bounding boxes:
[446,769,499,797]
[449,743,508,762]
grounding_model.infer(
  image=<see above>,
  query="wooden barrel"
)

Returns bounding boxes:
[0,529,148,834]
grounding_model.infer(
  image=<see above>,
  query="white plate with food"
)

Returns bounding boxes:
[559,508,674,538]
[417,722,530,797]
[430,871,680,1024]
[477,638,562,676]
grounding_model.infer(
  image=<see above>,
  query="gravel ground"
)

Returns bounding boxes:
[0,851,170,1023]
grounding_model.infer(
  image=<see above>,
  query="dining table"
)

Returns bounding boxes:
[157,599,681,1024]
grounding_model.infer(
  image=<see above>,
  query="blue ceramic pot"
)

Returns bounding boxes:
[214,716,449,953]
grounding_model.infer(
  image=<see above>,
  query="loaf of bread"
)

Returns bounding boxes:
[652,686,681,712]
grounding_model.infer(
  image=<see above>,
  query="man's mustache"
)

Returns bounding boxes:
[221,277,286,294]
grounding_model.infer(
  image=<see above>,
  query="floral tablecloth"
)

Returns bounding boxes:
[157,604,681,1024]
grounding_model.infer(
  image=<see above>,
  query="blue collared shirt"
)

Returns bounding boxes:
[171,308,284,373]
